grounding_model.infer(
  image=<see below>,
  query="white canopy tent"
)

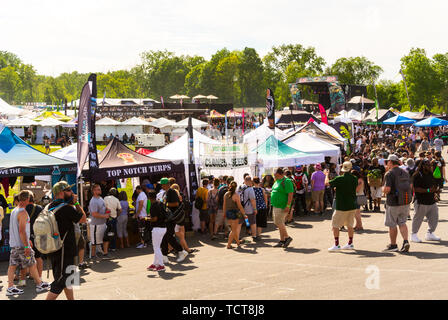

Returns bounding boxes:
[174,117,208,128]
[50,143,78,162]
[283,132,341,165]
[122,117,152,126]
[0,97,27,118]
[148,117,177,134]
[95,117,122,141]
[6,118,38,127]
[243,123,287,148]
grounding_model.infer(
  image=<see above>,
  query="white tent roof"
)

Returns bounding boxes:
[6,117,38,127]
[174,117,208,128]
[243,123,287,145]
[283,132,341,158]
[36,118,65,126]
[122,117,152,125]
[399,111,420,119]
[0,98,26,116]
[348,96,375,104]
[148,117,177,128]
[314,122,346,142]
[150,129,218,161]
[96,117,122,125]
[50,143,78,162]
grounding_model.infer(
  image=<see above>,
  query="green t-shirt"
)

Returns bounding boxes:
[329,173,358,211]
[271,177,295,209]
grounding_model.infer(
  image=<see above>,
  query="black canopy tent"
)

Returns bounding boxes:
[276,110,320,128]
[82,138,186,190]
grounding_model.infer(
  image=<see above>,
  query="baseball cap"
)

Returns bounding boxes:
[159,178,169,185]
[340,161,353,173]
[387,154,399,162]
[295,165,303,171]
[52,181,75,195]
[315,163,322,170]
[146,183,155,190]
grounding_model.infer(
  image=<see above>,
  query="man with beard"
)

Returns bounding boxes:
[410,160,441,243]
[46,181,86,300]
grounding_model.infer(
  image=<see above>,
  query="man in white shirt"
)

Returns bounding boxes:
[104,188,122,251]
[135,185,148,249]
[434,136,444,152]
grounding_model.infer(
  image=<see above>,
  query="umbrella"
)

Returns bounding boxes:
[192,95,207,100]
[170,94,183,99]
[206,95,218,103]
[383,115,416,125]
[209,110,225,118]
[414,117,448,127]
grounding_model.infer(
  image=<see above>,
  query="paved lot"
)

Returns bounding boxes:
[2,167,448,300]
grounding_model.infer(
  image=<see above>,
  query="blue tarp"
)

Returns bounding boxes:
[414,117,448,127]
[383,115,416,125]
[0,127,76,177]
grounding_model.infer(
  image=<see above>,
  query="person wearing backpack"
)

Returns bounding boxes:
[26,192,44,279]
[240,176,258,241]
[208,178,220,240]
[45,181,86,300]
[6,191,51,297]
[146,190,167,272]
[293,166,308,216]
[271,168,294,248]
[196,179,209,234]
[383,154,411,253]
[410,159,441,243]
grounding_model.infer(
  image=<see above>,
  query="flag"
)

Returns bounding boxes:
[180,98,183,107]
[102,91,106,106]
[319,104,328,124]
[187,117,199,203]
[266,88,275,129]
[88,74,99,176]
[361,95,364,115]
[225,113,228,139]
[242,108,245,135]
[306,117,315,125]
[375,99,379,122]
[161,96,165,108]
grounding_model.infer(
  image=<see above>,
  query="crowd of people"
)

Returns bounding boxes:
[2,121,447,299]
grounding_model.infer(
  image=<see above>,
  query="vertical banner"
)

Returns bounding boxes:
[161,96,165,109]
[266,88,275,129]
[319,104,328,124]
[289,83,302,109]
[361,94,364,115]
[77,81,91,178]
[242,108,245,135]
[328,82,346,113]
[88,74,99,176]
[187,117,199,202]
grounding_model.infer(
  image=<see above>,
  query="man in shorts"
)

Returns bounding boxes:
[270,168,294,248]
[383,154,411,253]
[88,184,112,259]
[6,191,50,296]
[326,162,358,251]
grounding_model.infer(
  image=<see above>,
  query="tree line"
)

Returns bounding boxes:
[1,45,447,113]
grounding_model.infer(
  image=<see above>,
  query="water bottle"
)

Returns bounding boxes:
[245,216,250,227]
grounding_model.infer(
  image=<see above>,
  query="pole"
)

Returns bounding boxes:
[399,69,412,111]
[289,105,295,131]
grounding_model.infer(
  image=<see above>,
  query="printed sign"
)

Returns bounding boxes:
[201,143,249,168]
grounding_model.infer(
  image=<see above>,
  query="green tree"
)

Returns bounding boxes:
[238,47,264,107]
[400,48,441,109]
[328,56,383,85]
[0,66,22,103]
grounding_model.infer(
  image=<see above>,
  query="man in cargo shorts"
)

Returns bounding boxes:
[270,168,294,248]
[326,161,358,251]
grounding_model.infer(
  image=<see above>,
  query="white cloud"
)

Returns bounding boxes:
[1,0,447,81]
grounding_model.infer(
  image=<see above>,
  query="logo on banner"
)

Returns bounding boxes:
[117,153,139,164]
[201,143,249,168]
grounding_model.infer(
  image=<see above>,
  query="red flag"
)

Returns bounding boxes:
[161,96,165,108]
[242,108,245,135]
[306,117,315,125]
[319,104,328,124]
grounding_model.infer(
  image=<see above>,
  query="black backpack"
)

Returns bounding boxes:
[217,185,229,207]
[194,195,204,210]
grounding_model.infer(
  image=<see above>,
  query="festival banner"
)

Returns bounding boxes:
[242,108,245,135]
[266,88,275,129]
[161,96,165,108]
[88,74,99,175]
[319,104,328,124]
[187,117,199,202]
[328,82,346,113]
[201,143,249,169]
[76,80,91,178]
[289,83,302,109]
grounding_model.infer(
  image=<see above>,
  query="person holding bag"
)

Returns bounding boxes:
[352,170,366,231]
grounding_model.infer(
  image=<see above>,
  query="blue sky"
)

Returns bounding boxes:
[1,0,447,81]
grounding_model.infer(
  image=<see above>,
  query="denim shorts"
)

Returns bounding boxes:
[226,209,239,220]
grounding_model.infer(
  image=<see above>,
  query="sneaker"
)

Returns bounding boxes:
[383,244,399,252]
[162,255,169,264]
[400,241,410,253]
[176,250,188,263]
[147,264,157,271]
[273,241,285,248]
[36,281,50,293]
[253,236,261,242]
[411,233,422,243]
[283,237,293,248]
[425,232,441,241]
[101,253,113,260]
[17,280,26,287]
[6,286,24,296]
[211,235,218,240]
[156,265,166,272]
[328,245,341,252]
[341,244,355,250]
[78,262,89,270]
[136,243,145,249]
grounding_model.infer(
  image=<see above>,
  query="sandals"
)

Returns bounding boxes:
[226,245,234,249]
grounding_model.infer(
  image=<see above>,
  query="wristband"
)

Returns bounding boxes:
[427,188,430,193]
[24,246,30,249]
[75,202,80,206]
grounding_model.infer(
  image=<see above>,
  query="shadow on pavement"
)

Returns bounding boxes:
[287,222,313,229]
[234,246,258,254]
[167,263,198,272]
[283,247,320,254]
[88,260,121,273]
[403,251,448,260]
[355,229,389,235]
[157,271,186,280]
[340,249,396,258]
